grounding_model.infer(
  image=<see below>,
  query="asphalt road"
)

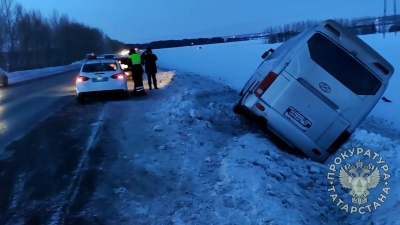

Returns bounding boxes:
[0,69,80,153]
[0,70,143,224]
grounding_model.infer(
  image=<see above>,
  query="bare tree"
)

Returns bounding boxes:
[0,2,125,71]
[0,0,17,70]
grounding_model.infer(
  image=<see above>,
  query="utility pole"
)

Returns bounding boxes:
[395,0,397,35]
[383,0,387,38]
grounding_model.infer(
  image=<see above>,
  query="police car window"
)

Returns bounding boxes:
[307,33,381,96]
[82,63,118,72]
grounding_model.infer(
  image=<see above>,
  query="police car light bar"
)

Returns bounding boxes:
[85,53,115,61]
[86,53,97,60]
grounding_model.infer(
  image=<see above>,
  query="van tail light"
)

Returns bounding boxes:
[110,73,125,80]
[327,130,351,154]
[255,103,265,111]
[76,76,89,82]
[254,71,278,97]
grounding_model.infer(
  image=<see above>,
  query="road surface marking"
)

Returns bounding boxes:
[48,106,106,225]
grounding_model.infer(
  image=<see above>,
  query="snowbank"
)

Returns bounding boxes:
[152,33,400,224]
[71,59,85,65]
[7,60,84,84]
[155,39,280,89]
[102,71,397,224]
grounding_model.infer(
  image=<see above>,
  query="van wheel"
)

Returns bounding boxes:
[233,96,245,115]
[233,104,243,115]
[239,87,245,96]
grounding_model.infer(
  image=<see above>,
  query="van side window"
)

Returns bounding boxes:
[307,33,382,96]
[257,51,276,68]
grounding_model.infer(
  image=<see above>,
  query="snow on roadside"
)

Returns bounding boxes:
[95,70,377,224]
[333,129,400,225]
[147,71,351,225]
[7,60,84,84]
[154,39,278,90]
[80,68,398,224]
[154,34,400,224]
[147,71,399,224]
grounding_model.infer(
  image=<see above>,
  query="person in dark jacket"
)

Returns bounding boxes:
[128,49,146,95]
[141,48,158,89]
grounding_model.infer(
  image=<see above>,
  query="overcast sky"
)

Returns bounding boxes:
[16,0,388,43]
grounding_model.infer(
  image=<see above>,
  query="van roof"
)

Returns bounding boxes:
[315,19,394,77]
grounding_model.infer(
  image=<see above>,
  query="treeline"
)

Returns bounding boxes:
[127,35,258,50]
[128,37,225,50]
[389,24,400,32]
[0,0,125,72]
[128,16,399,50]
[226,37,250,42]
[264,16,397,44]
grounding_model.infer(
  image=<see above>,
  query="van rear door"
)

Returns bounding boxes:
[283,32,383,122]
[264,32,385,151]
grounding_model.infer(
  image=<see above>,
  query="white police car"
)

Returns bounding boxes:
[75,54,129,103]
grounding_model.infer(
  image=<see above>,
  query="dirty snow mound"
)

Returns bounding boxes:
[95,70,398,225]
[328,129,400,225]
[144,72,352,225]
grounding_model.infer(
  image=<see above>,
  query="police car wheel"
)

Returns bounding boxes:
[122,91,129,99]
[1,76,8,87]
[76,96,85,103]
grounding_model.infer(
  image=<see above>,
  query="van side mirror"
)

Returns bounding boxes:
[261,48,275,59]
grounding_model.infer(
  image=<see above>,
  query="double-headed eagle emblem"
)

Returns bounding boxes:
[339,158,380,205]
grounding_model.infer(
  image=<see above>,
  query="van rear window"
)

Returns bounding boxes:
[307,33,381,96]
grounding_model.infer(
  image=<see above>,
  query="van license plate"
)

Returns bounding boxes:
[284,106,312,131]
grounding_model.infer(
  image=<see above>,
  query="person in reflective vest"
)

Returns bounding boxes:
[128,49,146,95]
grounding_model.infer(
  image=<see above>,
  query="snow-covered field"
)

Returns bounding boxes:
[147,33,400,224]
[6,60,84,84]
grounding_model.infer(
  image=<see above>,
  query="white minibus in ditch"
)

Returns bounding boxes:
[234,19,394,163]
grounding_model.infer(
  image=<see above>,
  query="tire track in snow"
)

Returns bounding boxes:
[8,173,25,211]
[1,173,26,224]
[48,106,106,225]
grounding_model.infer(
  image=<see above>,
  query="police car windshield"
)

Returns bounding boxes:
[82,63,117,72]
